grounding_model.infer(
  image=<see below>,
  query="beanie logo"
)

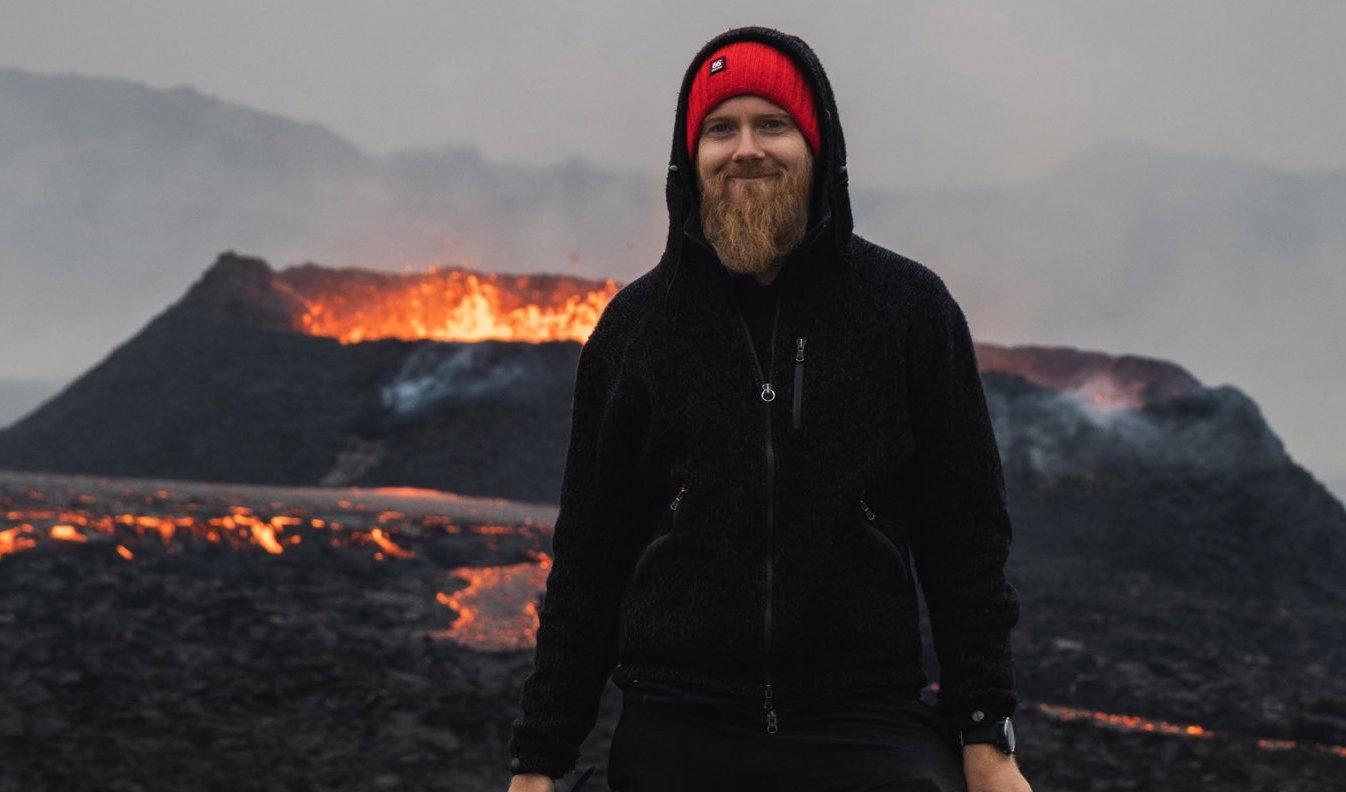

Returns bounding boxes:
[709,56,726,75]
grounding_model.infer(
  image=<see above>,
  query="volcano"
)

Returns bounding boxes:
[0,252,620,504]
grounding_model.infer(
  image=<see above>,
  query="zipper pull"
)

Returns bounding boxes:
[760,382,776,402]
[670,483,687,510]
[792,337,806,429]
[763,683,778,734]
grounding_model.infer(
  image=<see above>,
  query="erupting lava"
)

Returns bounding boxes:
[276,261,1202,412]
[197,254,1204,415]
[280,264,621,344]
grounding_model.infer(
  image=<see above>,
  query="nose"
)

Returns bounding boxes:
[730,128,767,163]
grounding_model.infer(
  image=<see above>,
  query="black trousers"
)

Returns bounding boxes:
[606,677,968,792]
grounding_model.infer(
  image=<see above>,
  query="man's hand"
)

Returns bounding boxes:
[963,744,1032,792]
[507,772,553,792]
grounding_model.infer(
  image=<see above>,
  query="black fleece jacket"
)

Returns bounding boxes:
[508,26,1021,780]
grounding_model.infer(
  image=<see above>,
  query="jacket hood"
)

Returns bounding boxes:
[658,27,857,302]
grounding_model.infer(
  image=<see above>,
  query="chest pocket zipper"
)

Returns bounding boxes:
[858,497,913,587]
[627,483,687,587]
[792,337,806,429]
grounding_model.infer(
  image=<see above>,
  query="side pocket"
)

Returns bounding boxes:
[858,497,913,587]
[625,482,688,590]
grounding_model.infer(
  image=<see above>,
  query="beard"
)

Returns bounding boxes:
[698,159,813,279]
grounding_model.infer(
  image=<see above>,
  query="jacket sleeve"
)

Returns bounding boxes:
[902,275,1021,736]
[507,296,648,779]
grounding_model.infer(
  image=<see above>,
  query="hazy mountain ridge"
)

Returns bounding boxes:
[0,67,662,386]
[2,67,1344,503]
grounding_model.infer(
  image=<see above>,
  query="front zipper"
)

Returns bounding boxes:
[859,497,913,586]
[792,336,806,429]
[733,284,783,735]
[682,219,808,735]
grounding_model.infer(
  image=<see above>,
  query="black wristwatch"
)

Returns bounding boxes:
[958,714,1016,756]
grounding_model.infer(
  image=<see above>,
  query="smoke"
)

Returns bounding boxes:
[379,343,536,419]
[986,373,1288,479]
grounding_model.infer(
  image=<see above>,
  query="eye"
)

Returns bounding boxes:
[707,122,731,134]
[762,119,787,130]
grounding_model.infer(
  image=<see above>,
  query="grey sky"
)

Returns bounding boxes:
[3,0,1344,189]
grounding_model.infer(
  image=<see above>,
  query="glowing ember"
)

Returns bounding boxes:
[282,265,621,345]
[369,527,414,559]
[50,524,87,542]
[0,525,37,556]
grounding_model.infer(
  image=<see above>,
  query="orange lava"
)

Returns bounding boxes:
[288,266,620,345]
[1036,702,1346,760]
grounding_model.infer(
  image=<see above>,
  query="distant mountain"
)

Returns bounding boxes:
[0,67,662,384]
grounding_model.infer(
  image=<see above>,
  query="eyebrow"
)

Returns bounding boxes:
[702,111,793,129]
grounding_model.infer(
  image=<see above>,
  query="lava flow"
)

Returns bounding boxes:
[0,474,557,654]
[1034,702,1346,760]
[278,264,620,345]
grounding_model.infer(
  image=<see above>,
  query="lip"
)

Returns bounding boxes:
[731,174,779,181]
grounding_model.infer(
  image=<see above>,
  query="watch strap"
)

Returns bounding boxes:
[958,716,1016,755]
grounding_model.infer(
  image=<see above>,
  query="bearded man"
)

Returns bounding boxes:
[507,26,1032,792]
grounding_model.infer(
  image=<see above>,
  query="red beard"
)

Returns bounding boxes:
[699,161,813,278]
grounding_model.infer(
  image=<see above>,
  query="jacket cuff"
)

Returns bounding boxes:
[508,752,573,780]
[942,693,1018,734]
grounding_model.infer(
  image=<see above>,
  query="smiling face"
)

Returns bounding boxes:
[695,94,815,283]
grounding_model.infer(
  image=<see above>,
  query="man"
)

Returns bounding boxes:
[508,26,1031,792]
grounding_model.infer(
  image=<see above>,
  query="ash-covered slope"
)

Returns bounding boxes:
[0,252,584,504]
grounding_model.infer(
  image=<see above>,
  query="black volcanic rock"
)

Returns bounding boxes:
[179,250,311,331]
[975,363,1346,762]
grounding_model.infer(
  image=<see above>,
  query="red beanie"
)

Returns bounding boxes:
[685,40,821,160]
